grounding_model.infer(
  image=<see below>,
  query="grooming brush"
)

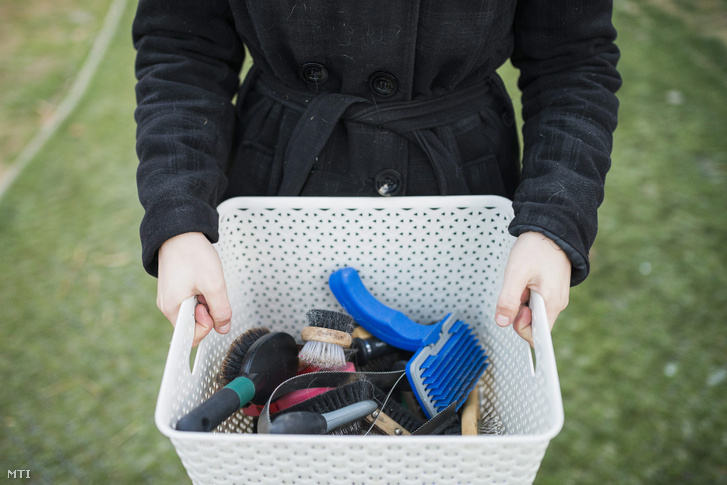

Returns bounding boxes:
[391,360,428,421]
[412,401,461,435]
[176,331,299,432]
[329,267,489,418]
[242,362,357,417]
[351,325,373,339]
[351,335,400,367]
[266,380,376,435]
[459,382,504,435]
[477,410,505,435]
[363,382,425,436]
[364,409,410,435]
[298,309,355,369]
[269,399,379,434]
[216,327,271,386]
[268,376,427,436]
[460,384,482,436]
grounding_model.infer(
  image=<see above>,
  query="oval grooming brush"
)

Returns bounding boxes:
[216,327,271,386]
[298,309,355,369]
[176,330,299,432]
[329,267,489,418]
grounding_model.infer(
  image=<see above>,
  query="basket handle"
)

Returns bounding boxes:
[528,291,555,377]
[154,296,198,434]
[169,296,198,376]
[528,290,564,434]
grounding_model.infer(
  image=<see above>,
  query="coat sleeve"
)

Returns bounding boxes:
[509,0,622,285]
[132,0,245,276]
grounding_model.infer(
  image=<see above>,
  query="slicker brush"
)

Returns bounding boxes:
[298,309,355,369]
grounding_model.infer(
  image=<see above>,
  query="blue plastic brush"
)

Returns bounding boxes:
[328,267,488,418]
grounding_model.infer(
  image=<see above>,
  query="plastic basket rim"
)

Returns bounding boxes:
[216,194,515,214]
[158,428,560,445]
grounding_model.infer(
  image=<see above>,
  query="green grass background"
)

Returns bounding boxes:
[1,0,726,483]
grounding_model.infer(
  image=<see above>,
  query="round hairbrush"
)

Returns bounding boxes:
[217,327,271,386]
[177,329,299,432]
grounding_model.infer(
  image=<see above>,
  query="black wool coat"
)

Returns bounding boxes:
[133,0,621,283]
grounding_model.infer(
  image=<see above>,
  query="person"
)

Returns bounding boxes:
[132,1,621,347]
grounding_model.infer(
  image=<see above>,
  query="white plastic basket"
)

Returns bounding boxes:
[155,195,563,485]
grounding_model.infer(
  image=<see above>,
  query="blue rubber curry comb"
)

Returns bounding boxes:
[329,267,488,418]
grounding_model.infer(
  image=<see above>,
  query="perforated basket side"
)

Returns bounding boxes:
[154,195,564,485]
[171,435,551,485]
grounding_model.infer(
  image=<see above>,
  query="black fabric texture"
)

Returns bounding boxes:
[133,0,621,283]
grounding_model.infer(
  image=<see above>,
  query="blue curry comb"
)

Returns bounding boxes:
[329,267,488,418]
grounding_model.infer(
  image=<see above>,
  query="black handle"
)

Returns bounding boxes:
[351,336,398,366]
[269,412,328,434]
[176,388,242,432]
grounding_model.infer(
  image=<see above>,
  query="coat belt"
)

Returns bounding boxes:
[250,68,500,196]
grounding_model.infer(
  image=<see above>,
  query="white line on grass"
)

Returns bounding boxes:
[0,0,129,202]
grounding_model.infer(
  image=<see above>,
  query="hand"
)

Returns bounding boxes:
[157,232,232,347]
[495,231,572,345]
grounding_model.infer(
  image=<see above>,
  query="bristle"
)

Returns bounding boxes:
[409,319,489,417]
[300,309,355,369]
[217,327,271,386]
[277,380,376,436]
[290,380,373,414]
[329,419,365,436]
[298,340,347,369]
[477,411,505,435]
[370,384,425,433]
[441,415,463,435]
[306,309,355,333]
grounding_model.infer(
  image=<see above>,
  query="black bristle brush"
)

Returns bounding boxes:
[270,399,379,435]
[217,327,271,386]
[298,309,356,369]
[364,382,425,436]
[268,380,377,435]
[268,377,445,436]
[176,328,299,432]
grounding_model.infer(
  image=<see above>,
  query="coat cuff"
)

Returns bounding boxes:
[139,200,219,277]
[508,215,590,287]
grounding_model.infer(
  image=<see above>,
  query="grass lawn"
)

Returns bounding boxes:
[0,0,109,177]
[1,0,726,483]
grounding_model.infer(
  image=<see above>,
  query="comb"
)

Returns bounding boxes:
[328,267,488,418]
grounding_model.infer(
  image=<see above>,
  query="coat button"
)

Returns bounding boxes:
[375,169,402,196]
[369,72,397,97]
[299,62,329,85]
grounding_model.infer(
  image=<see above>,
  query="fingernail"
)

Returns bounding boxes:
[496,313,510,327]
[219,322,231,334]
